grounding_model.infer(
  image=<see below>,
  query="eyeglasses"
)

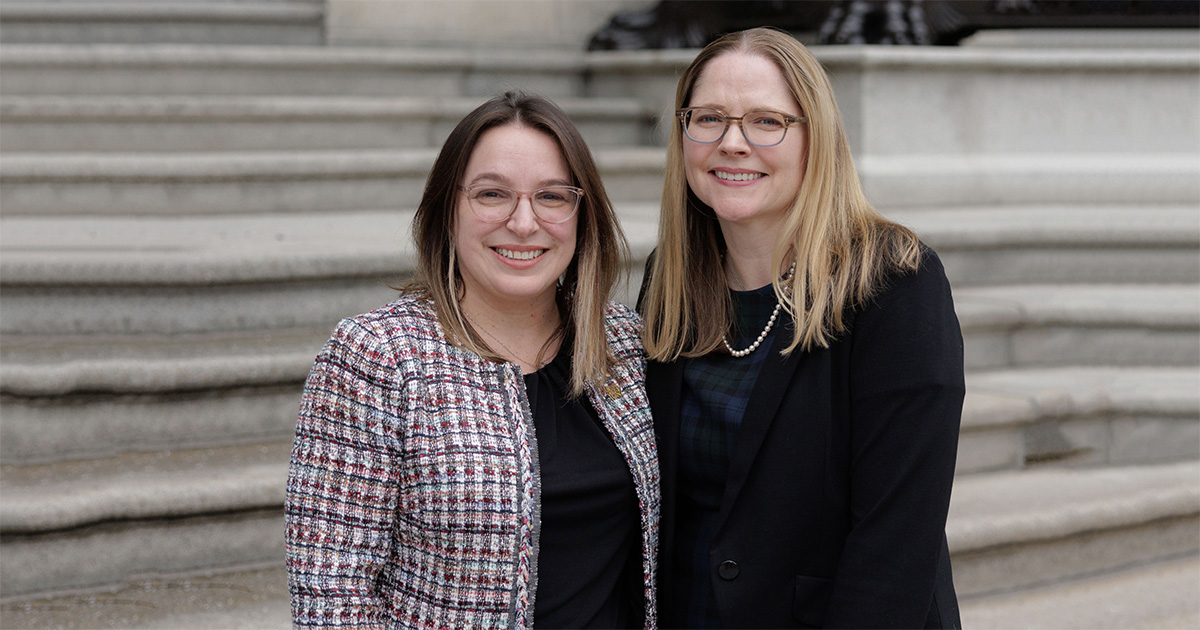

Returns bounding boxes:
[458,184,584,224]
[676,107,807,147]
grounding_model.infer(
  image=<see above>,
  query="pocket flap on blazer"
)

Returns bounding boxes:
[792,574,834,627]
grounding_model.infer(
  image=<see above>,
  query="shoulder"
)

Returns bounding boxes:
[604,301,642,328]
[348,293,437,333]
[867,244,953,312]
[912,244,950,284]
[325,293,445,364]
[603,301,645,359]
[850,244,962,361]
[839,244,959,349]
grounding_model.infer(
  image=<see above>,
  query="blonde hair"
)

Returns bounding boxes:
[642,27,921,361]
[410,92,628,395]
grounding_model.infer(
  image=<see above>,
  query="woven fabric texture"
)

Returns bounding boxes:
[285,294,659,629]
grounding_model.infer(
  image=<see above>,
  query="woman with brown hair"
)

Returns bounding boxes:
[286,92,658,629]
[640,28,964,628]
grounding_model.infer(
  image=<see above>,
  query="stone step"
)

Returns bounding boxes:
[3,233,1191,348]
[4,556,1198,629]
[3,47,1193,212]
[888,205,1200,286]
[0,95,656,151]
[861,153,1200,208]
[956,284,1200,370]
[2,273,1191,371]
[0,565,292,628]
[3,277,1194,468]
[1,205,1191,338]
[961,554,1200,629]
[957,367,1199,474]
[0,1,325,46]
[948,461,1200,598]
[0,329,325,466]
[0,44,589,98]
[0,148,666,215]
[0,441,290,599]
[0,207,659,337]
[5,152,1197,219]
[0,208,417,335]
[1,45,1191,205]
[10,45,1188,147]
[4,150,1197,218]
[0,207,659,466]
[1,444,1194,605]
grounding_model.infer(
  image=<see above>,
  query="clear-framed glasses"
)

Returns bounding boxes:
[676,107,807,147]
[458,184,584,224]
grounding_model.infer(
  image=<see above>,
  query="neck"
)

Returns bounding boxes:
[462,293,560,331]
[460,292,563,373]
[718,215,787,290]
[722,236,777,291]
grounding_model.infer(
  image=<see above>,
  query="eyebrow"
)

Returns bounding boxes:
[467,172,574,188]
[691,104,795,115]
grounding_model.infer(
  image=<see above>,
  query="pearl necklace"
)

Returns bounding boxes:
[723,262,796,358]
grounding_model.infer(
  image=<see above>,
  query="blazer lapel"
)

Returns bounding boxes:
[647,358,684,571]
[716,323,804,532]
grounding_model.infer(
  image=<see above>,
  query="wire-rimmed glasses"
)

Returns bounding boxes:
[676,107,807,147]
[458,184,584,224]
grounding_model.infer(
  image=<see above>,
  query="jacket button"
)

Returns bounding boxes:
[718,560,739,580]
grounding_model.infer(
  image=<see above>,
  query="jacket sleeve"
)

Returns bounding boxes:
[284,318,405,629]
[825,252,965,628]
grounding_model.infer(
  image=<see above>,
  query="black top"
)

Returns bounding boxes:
[525,344,644,629]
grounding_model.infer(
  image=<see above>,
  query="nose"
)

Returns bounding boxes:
[505,194,541,236]
[718,120,752,155]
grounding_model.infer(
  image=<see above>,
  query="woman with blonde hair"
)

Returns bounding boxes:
[640,27,963,628]
[287,92,658,629]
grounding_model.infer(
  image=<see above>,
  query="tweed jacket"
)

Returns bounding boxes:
[285,294,659,629]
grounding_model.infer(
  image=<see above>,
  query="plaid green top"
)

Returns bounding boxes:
[671,284,781,628]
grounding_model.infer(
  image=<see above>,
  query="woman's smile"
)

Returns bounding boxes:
[493,246,548,262]
[712,168,766,183]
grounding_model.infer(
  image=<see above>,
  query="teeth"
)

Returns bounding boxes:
[496,248,545,261]
[715,171,763,181]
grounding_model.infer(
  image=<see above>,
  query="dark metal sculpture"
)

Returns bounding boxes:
[587,1,833,50]
[586,0,1200,50]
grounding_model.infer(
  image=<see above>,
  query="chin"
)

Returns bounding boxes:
[495,280,558,300]
[714,207,765,224]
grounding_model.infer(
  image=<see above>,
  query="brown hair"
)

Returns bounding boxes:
[410,91,628,395]
[642,27,921,361]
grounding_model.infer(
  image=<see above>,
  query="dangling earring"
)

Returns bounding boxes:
[447,240,464,301]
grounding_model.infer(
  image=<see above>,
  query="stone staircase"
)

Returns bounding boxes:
[0,0,325,46]
[0,37,661,604]
[1,12,1198,628]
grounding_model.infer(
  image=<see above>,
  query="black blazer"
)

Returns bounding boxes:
[643,251,964,629]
